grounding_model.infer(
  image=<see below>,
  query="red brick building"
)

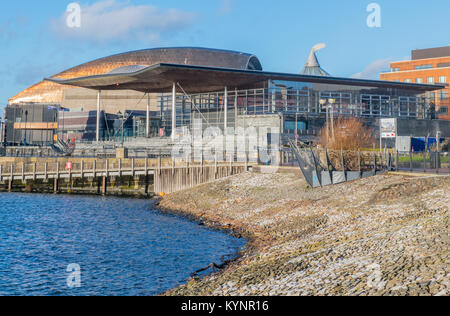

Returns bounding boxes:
[381,46,450,121]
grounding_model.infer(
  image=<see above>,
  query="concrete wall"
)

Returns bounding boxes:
[396,118,449,138]
[236,114,283,133]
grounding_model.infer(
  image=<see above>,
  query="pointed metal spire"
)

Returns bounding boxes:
[301,43,330,76]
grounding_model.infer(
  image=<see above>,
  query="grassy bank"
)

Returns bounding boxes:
[160,171,449,296]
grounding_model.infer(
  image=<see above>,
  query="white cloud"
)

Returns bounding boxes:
[51,0,195,43]
[351,58,393,80]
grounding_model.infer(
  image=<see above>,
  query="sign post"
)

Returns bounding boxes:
[380,118,397,150]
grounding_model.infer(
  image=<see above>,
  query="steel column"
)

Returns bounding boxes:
[146,93,150,138]
[96,90,101,143]
[224,86,228,135]
[172,82,177,141]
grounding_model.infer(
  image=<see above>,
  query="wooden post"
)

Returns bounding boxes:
[423,151,426,173]
[93,160,97,178]
[396,151,399,171]
[0,165,2,182]
[358,149,361,176]
[33,163,36,181]
[69,165,72,189]
[53,178,58,194]
[54,162,59,194]
[145,158,149,176]
[172,158,175,176]
[215,155,218,176]
[119,159,122,177]
[8,165,13,192]
[45,162,48,181]
[21,163,25,182]
[145,158,149,195]
[409,150,413,172]
[201,153,204,175]
[102,176,107,196]
[341,148,347,181]
[81,161,84,179]
[132,158,135,177]
[436,151,440,175]
[373,153,377,176]
[245,151,249,171]
[158,152,162,175]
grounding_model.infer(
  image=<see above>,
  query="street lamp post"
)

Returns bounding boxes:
[319,99,328,140]
[118,111,129,147]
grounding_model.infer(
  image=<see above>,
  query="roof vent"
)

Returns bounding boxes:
[301,43,330,77]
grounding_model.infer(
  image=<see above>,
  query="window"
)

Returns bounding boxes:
[415,64,433,70]
[438,106,448,114]
[415,78,423,84]
[398,97,418,117]
[405,79,412,83]
[438,76,447,83]
[427,77,435,84]
[440,90,448,100]
[360,95,391,116]
[391,68,400,72]
[319,92,353,114]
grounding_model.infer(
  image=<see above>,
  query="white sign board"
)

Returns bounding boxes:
[380,118,396,138]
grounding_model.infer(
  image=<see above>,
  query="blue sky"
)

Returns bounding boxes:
[1,0,449,114]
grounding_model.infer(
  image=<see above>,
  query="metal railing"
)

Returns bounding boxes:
[394,150,450,174]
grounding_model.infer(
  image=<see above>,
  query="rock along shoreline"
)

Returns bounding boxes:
[158,171,449,296]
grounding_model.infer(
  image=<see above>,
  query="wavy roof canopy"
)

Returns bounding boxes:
[9,47,262,104]
[46,63,445,95]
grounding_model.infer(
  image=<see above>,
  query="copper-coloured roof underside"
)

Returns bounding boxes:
[46,63,445,95]
[9,47,262,104]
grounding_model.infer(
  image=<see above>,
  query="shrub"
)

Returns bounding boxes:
[318,117,375,150]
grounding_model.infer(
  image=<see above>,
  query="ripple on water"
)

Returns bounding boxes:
[0,193,246,296]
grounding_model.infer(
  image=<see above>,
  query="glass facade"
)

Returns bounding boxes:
[156,79,438,136]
